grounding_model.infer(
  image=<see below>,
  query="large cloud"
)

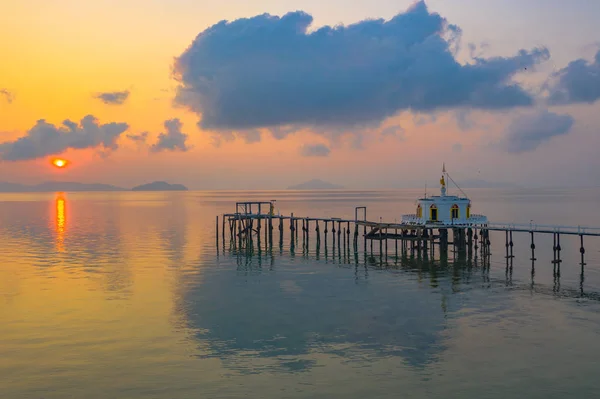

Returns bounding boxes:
[94,90,130,105]
[547,50,600,105]
[0,115,129,161]
[503,110,574,153]
[150,119,190,152]
[173,1,549,132]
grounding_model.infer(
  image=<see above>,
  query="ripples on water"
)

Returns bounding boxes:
[1,189,600,398]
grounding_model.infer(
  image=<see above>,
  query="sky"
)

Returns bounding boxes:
[1,0,600,189]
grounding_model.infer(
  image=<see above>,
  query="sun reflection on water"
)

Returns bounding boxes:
[55,193,66,251]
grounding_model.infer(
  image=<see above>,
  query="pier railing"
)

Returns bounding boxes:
[486,222,600,236]
[401,214,489,226]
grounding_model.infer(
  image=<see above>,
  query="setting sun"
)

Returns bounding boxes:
[51,158,69,169]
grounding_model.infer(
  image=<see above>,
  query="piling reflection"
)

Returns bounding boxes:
[177,229,600,376]
[180,241,499,376]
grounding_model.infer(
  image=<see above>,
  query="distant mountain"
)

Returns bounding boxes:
[287,179,344,190]
[0,181,125,192]
[131,181,188,191]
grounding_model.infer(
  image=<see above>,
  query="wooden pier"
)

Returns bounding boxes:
[217,201,600,276]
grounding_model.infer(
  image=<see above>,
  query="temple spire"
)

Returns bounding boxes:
[440,163,447,196]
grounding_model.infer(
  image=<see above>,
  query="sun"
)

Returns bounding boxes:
[51,158,69,169]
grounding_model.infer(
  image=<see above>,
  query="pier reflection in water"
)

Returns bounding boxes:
[2,190,600,398]
[183,230,600,378]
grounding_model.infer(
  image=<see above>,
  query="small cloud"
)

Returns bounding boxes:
[238,129,261,144]
[547,50,600,105]
[452,143,462,153]
[125,132,148,149]
[455,110,474,131]
[350,133,365,150]
[0,89,14,104]
[270,126,300,140]
[300,143,330,157]
[413,114,438,126]
[127,132,148,143]
[503,110,574,153]
[0,115,129,161]
[204,129,261,146]
[94,90,130,105]
[379,125,405,141]
[468,41,490,59]
[151,119,190,152]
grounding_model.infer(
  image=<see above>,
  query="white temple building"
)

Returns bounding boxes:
[401,166,488,227]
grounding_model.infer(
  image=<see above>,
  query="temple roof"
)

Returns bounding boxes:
[418,195,469,202]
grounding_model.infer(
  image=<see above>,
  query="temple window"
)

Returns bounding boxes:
[430,205,438,221]
[451,204,459,219]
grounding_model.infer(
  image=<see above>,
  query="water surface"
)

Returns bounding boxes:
[1,189,600,398]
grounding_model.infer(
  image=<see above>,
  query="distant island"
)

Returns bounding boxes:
[287,179,344,190]
[131,181,188,191]
[0,181,188,192]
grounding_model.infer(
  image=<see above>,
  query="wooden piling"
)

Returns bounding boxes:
[580,234,586,267]
[530,231,536,261]
[316,220,321,245]
[384,228,388,258]
[268,215,273,248]
[331,220,336,247]
[306,218,310,243]
[337,222,342,254]
[216,215,219,247]
[302,219,306,247]
[379,226,383,257]
[440,228,448,255]
[221,215,225,245]
[279,217,284,247]
[346,222,351,250]
[556,233,562,276]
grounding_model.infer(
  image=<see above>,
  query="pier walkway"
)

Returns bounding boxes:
[218,201,600,271]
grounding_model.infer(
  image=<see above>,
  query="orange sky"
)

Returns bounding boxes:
[1,0,600,189]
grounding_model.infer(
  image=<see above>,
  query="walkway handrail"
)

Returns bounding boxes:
[486,222,600,234]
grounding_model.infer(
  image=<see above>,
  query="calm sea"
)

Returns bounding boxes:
[2,188,600,398]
